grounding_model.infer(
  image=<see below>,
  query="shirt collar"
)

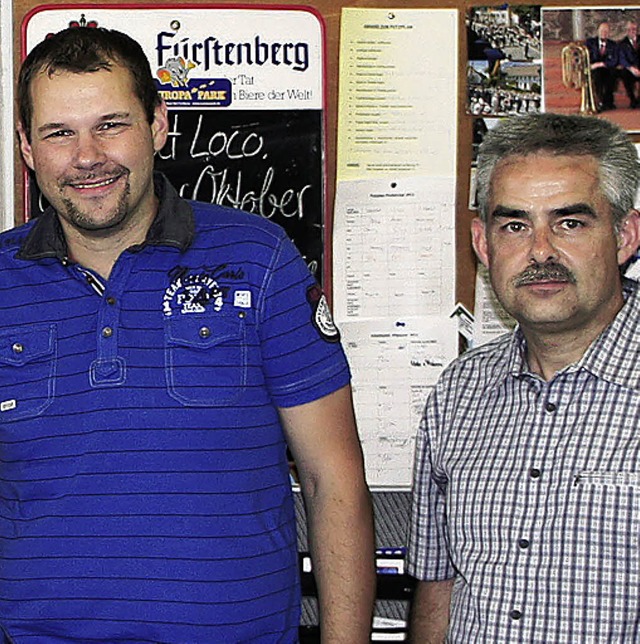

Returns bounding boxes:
[472,329,527,395]
[490,278,640,391]
[579,278,640,390]
[17,172,194,261]
[504,329,528,377]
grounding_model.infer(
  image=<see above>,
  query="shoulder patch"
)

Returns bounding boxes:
[306,284,340,343]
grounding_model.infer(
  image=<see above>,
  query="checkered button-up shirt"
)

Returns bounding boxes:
[408,278,640,643]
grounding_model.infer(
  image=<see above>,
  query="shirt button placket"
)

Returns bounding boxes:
[95,291,120,376]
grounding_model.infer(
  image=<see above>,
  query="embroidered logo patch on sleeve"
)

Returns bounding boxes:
[306,284,340,343]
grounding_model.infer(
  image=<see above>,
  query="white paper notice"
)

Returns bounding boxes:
[341,317,457,488]
[337,8,458,181]
[332,8,458,487]
[473,265,515,347]
[626,255,640,281]
[333,177,456,321]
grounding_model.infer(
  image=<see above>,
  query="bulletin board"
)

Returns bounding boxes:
[12,0,474,307]
[15,0,638,308]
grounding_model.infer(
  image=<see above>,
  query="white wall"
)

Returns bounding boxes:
[0,0,15,231]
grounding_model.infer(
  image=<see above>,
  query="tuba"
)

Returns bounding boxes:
[561,43,598,114]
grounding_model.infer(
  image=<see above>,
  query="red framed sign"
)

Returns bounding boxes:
[22,4,328,282]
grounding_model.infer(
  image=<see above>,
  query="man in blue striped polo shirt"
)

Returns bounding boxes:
[409,113,640,642]
[3,26,374,642]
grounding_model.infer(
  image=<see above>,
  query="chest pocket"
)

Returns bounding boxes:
[0,324,57,422]
[165,314,247,406]
[568,471,640,633]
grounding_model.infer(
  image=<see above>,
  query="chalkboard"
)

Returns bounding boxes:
[156,108,324,279]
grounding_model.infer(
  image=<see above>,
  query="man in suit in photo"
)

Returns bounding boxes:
[586,21,619,111]
[618,19,640,108]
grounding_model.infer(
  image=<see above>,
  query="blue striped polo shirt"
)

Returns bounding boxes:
[0,175,350,642]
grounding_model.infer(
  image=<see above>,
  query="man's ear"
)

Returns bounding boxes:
[151,100,169,153]
[471,216,490,268]
[17,122,35,171]
[616,209,640,266]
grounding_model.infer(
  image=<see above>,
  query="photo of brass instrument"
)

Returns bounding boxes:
[543,7,640,132]
[561,43,598,114]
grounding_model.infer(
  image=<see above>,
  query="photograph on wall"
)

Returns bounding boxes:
[467,5,542,116]
[22,6,326,280]
[542,7,640,133]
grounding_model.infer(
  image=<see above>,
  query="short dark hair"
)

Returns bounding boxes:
[476,113,640,227]
[18,27,161,141]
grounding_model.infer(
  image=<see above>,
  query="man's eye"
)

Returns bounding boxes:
[45,130,71,139]
[560,218,584,230]
[503,221,526,233]
[99,122,127,132]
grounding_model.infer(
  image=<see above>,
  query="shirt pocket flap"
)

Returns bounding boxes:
[166,315,241,349]
[0,325,55,367]
[0,324,57,422]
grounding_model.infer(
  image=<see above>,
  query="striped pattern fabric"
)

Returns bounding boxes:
[408,279,640,643]
[0,176,350,642]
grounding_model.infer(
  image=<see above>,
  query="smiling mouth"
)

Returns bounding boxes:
[68,175,121,190]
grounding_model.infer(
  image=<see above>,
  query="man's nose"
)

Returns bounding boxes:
[529,226,558,263]
[72,132,107,169]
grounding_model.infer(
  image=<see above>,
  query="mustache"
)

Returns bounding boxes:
[513,261,576,287]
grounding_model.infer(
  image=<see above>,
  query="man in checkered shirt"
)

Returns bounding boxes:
[408,113,640,642]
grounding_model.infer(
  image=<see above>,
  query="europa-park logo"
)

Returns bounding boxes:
[155,57,232,108]
[155,19,231,108]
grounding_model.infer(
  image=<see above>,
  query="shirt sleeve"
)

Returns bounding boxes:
[407,381,456,581]
[257,233,350,408]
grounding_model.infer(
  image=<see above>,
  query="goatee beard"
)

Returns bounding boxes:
[59,181,131,233]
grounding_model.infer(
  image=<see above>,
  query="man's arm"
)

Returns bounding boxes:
[409,579,455,643]
[407,375,456,643]
[618,40,633,68]
[279,384,375,642]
